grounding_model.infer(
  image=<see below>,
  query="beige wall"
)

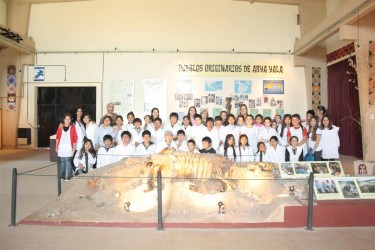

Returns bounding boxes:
[28,1,300,52]
[0,0,6,26]
[0,48,34,148]
[15,0,306,147]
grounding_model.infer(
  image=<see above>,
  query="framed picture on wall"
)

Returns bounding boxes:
[263,80,284,94]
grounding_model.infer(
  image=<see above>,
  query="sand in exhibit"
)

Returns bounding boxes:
[23,151,309,225]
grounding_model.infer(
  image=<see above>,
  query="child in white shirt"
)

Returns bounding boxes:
[156,130,178,153]
[176,130,188,152]
[163,112,182,141]
[115,131,136,162]
[97,135,116,168]
[136,130,156,156]
[190,114,208,149]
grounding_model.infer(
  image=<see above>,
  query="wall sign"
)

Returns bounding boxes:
[34,66,45,81]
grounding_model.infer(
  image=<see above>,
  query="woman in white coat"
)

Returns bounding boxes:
[319,115,340,160]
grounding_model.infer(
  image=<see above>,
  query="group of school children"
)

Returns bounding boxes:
[55,103,340,181]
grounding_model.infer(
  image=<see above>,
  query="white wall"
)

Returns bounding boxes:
[28,1,300,52]
[0,0,6,26]
[22,52,306,124]
[21,0,307,147]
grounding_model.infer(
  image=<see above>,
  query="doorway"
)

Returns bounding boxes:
[37,87,96,148]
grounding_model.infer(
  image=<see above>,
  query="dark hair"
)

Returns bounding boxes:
[83,113,91,120]
[224,134,236,160]
[306,109,315,117]
[220,111,227,115]
[308,116,319,141]
[238,134,249,160]
[73,106,84,124]
[177,129,185,136]
[151,107,160,121]
[127,111,135,118]
[227,114,235,120]
[187,139,196,145]
[63,113,72,120]
[116,115,124,121]
[133,118,142,124]
[187,106,197,116]
[237,115,245,122]
[102,115,113,124]
[317,106,326,115]
[264,117,272,123]
[153,117,162,124]
[202,136,212,144]
[142,130,151,137]
[144,114,151,121]
[194,114,202,120]
[280,114,292,137]
[247,114,254,120]
[121,131,132,139]
[170,112,179,120]
[274,114,281,120]
[78,139,96,159]
[290,135,299,142]
[255,114,263,121]
[103,134,113,142]
[256,141,266,153]
[270,135,279,142]
[182,115,192,126]
[320,115,333,130]
[206,117,214,123]
[215,116,223,121]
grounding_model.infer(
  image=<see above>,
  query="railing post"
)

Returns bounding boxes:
[306,172,314,231]
[157,171,164,231]
[9,168,18,227]
[57,161,61,197]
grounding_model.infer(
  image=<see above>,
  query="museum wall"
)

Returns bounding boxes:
[16,1,307,147]
[0,0,6,26]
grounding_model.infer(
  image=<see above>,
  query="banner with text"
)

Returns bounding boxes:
[177,62,284,77]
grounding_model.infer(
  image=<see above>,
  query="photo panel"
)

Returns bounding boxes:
[338,178,360,199]
[314,178,343,200]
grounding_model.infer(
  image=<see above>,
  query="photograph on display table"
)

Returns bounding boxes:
[328,161,343,176]
[338,180,360,198]
[294,163,312,175]
[356,178,375,193]
[314,179,339,194]
[280,163,294,176]
[311,162,330,174]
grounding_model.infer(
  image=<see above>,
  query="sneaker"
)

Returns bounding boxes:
[60,177,65,181]
[66,177,72,181]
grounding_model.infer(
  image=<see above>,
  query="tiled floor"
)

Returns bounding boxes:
[0,149,374,250]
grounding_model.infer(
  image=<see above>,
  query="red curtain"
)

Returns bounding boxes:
[327,56,362,158]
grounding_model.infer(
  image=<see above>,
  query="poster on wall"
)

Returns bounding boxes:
[369,41,375,105]
[312,67,321,109]
[234,80,251,93]
[142,79,168,120]
[263,80,284,94]
[109,79,135,116]
[175,79,193,94]
[7,65,16,112]
[34,66,45,81]
[205,80,223,92]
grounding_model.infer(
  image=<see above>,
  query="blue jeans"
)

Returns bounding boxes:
[59,157,73,178]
